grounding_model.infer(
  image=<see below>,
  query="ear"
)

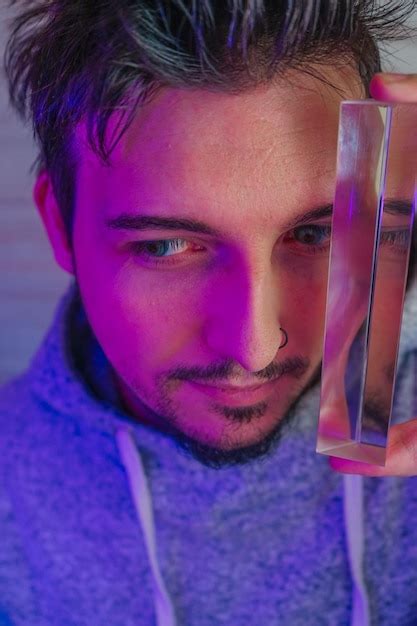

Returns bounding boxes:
[33,170,75,275]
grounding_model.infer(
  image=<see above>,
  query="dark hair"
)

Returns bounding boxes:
[2,0,417,287]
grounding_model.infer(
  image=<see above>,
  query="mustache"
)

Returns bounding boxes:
[170,355,310,386]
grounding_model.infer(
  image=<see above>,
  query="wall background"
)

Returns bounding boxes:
[1,5,417,385]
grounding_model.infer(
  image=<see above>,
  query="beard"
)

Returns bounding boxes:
[70,276,322,469]
[168,361,322,468]
[112,359,322,470]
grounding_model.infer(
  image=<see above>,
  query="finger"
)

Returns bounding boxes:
[328,418,417,477]
[370,72,417,103]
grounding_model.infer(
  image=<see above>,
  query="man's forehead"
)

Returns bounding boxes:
[73,65,364,170]
[71,68,366,238]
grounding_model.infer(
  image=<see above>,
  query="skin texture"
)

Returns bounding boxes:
[34,64,395,469]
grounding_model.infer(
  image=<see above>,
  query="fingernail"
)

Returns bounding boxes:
[379,73,411,84]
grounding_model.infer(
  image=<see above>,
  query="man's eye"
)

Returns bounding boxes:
[378,228,411,254]
[288,224,332,254]
[289,225,410,256]
[135,238,188,258]
[130,238,203,265]
[128,226,409,268]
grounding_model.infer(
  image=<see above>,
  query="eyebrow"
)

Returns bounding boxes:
[106,204,334,236]
[105,198,413,236]
[383,198,415,218]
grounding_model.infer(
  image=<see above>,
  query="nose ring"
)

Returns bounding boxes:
[279,327,288,349]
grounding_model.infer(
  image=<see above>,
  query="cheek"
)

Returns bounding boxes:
[85,271,203,376]
[74,229,203,373]
[124,293,198,362]
[284,273,329,348]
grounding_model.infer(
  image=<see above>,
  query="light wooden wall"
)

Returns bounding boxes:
[1,4,416,386]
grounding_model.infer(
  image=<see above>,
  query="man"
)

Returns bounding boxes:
[1,1,417,624]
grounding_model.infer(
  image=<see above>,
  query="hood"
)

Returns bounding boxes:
[25,275,417,626]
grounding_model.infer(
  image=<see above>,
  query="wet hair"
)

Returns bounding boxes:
[2,0,417,286]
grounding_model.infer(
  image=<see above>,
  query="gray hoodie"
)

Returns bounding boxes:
[1,277,417,626]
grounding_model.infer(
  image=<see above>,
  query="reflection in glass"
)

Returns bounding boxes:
[316,101,416,466]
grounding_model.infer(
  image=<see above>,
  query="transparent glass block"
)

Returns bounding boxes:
[316,101,416,466]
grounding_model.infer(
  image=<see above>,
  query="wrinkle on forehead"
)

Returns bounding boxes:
[73,64,364,167]
[72,65,365,233]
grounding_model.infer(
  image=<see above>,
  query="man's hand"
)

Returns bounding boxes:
[329,71,417,477]
[329,420,417,476]
[370,72,417,102]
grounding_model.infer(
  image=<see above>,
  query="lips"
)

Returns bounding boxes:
[188,379,277,404]
[201,383,264,393]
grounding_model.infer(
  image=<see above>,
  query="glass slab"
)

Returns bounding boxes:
[316,100,416,466]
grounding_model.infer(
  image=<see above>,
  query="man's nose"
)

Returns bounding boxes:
[204,262,284,373]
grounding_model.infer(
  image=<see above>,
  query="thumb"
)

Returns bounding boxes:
[370,72,417,102]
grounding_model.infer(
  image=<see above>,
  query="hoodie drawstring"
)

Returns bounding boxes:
[116,425,370,626]
[116,426,177,626]
[343,473,371,626]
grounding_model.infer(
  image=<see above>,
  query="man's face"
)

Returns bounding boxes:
[55,67,364,466]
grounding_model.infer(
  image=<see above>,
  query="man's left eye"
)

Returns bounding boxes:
[130,238,204,265]
[134,238,189,258]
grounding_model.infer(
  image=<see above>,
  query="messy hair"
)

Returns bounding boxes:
[2,0,417,286]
